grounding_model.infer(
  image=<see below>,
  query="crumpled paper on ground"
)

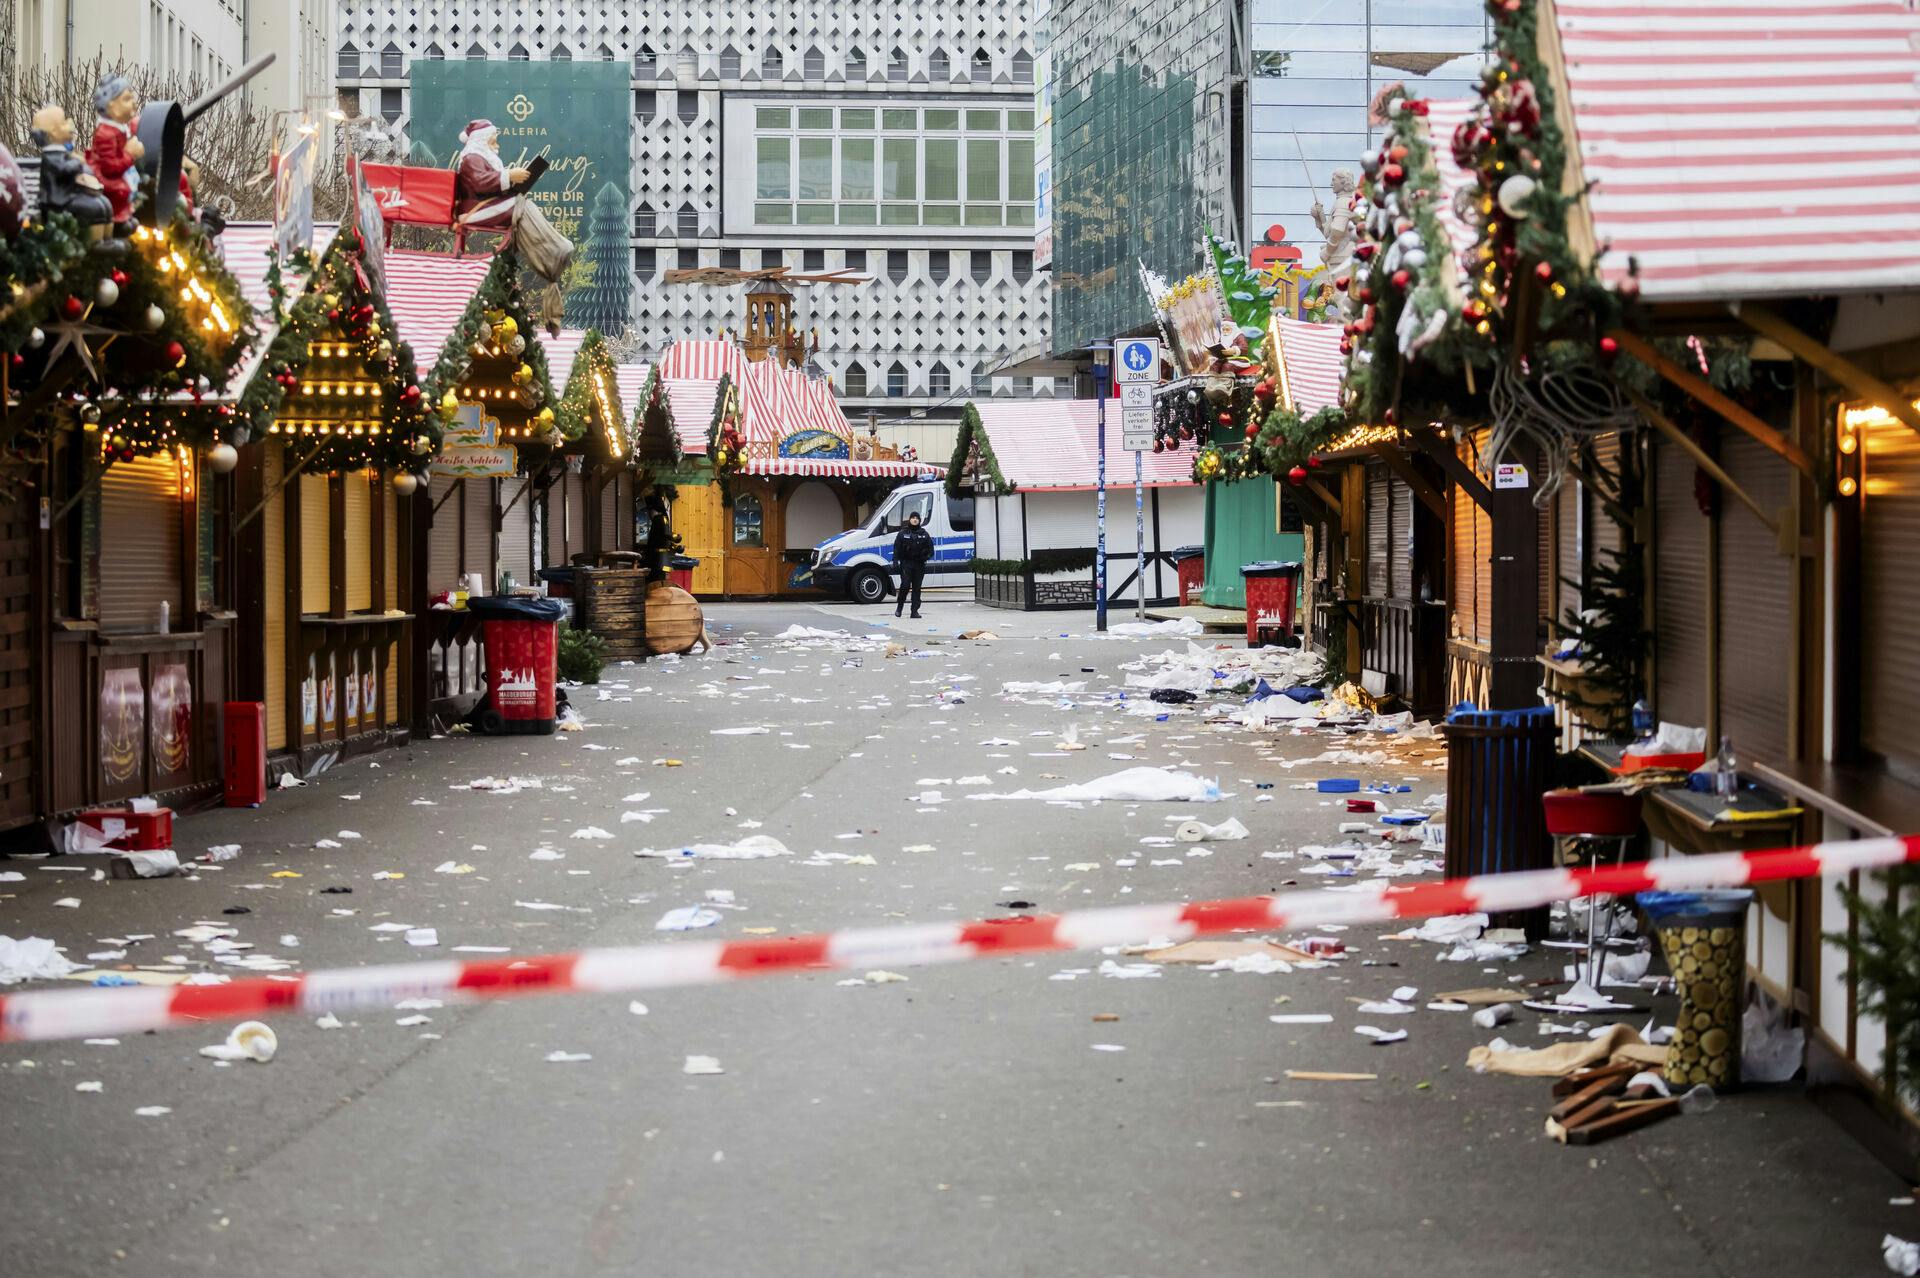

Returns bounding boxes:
[969,767,1221,803]
[633,835,793,860]
[1175,817,1248,842]
[1467,1023,1666,1076]
[0,935,80,984]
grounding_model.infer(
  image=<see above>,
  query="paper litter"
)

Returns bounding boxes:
[1174,817,1249,843]
[969,767,1221,804]
[656,906,722,931]
[683,1055,725,1075]
[0,935,80,984]
[633,835,793,861]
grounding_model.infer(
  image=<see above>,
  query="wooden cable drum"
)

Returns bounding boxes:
[646,584,705,655]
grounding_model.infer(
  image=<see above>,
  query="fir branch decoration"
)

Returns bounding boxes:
[0,211,85,353]
[946,401,1013,494]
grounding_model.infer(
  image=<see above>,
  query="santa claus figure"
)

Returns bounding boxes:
[454,119,529,232]
[86,72,145,229]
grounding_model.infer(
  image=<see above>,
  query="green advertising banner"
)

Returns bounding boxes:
[407,61,632,335]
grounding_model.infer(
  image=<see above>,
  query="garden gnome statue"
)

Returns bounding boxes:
[1311,168,1360,319]
[30,104,113,235]
[453,119,529,232]
[85,72,145,229]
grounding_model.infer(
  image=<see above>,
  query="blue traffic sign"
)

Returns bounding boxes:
[1116,338,1160,382]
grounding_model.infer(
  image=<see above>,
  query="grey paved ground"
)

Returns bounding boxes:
[0,598,1908,1277]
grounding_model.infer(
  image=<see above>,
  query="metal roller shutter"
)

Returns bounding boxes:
[1861,412,1920,770]
[1716,430,1790,758]
[600,474,619,554]
[1450,468,1476,641]
[615,474,634,550]
[1654,436,1709,727]
[462,479,494,589]
[1589,433,1626,569]
[566,474,586,562]
[1390,474,1413,599]
[499,474,536,588]
[543,477,565,568]
[1366,460,1389,597]
[344,470,372,611]
[428,474,461,595]
[382,481,398,611]
[99,454,182,634]
[299,473,331,615]
[262,450,288,750]
[1555,468,1581,626]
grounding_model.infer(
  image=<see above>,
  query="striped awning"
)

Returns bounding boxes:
[543,329,588,391]
[1272,317,1345,415]
[382,250,496,365]
[1555,0,1920,301]
[740,456,936,479]
[656,338,863,460]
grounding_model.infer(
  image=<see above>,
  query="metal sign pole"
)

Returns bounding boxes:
[1111,336,1162,625]
[1134,451,1145,620]
[1094,346,1109,634]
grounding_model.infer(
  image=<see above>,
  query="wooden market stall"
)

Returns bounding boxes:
[949,400,1201,611]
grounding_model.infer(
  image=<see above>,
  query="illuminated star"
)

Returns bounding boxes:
[40,318,115,384]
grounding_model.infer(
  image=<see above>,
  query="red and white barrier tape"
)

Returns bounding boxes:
[3,834,1915,1044]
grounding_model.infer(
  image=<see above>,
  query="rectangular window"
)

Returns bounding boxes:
[1007,139,1035,201]
[965,204,1003,226]
[797,107,833,130]
[634,248,656,278]
[719,247,740,269]
[841,138,874,200]
[756,106,790,128]
[882,108,915,131]
[676,90,699,123]
[1008,109,1035,132]
[966,139,1000,201]
[924,108,959,131]
[803,248,825,271]
[882,204,919,226]
[887,250,909,283]
[881,138,917,200]
[796,203,835,225]
[965,109,999,132]
[796,137,833,200]
[925,139,959,201]
[756,137,790,199]
[840,108,874,130]
[924,205,960,226]
[838,204,877,225]
[755,202,792,224]
[677,247,699,270]
[1005,204,1034,226]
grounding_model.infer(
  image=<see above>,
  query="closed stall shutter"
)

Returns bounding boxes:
[428,474,460,595]
[600,474,620,553]
[543,479,565,568]
[1555,470,1581,626]
[1536,495,1551,626]
[99,455,182,633]
[1451,471,1477,642]
[1390,476,1413,599]
[262,450,288,750]
[299,473,331,615]
[462,478,493,589]
[1588,433,1626,571]
[1861,413,1920,771]
[344,470,372,611]
[382,482,398,611]
[616,474,634,550]
[567,474,586,562]
[499,474,536,587]
[1716,429,1791,757]
[1654,436,1709,727]
[1365,460,1389,597]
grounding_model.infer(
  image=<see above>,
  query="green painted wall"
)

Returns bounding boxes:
[1201,478,1304,609]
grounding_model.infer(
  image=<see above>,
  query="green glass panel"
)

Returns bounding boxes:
[882,138,917,200]
[755,137,790,198]
[882,108,916,131]
[924,108,959,130]
[965,109,999,132]
[755,106,790,129]
[840,137,874,200]
[923,203,960,226]
[964,204,1002,226]
[1008,109,1034,132]
[1006,204,1034,226]
[966,138,1000,200]
[797,107,834,130]
[838,203,877,225]
[881,203,919,225]
[924,138,959,200]
[796,137,833,199]
[841,108,874,129]
[796,203,835,225]
[1007,139,1034,201]
[755,202,793,224]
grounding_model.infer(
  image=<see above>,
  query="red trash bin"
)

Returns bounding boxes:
[668,555,699,592]
[1240,560,1301,647]
[1170,546,1206,606]
[469,596,567,735]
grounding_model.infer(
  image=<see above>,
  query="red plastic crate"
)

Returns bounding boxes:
[1542,789,1643,838]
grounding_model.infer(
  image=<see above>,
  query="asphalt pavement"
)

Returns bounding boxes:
[0,597,1908,1277]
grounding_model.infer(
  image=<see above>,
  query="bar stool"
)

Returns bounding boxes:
[1541,789,1643,988]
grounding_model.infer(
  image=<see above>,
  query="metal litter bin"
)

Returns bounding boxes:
[1442,705,1557,939]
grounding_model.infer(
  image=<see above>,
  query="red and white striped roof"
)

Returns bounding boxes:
[543,328,588,391]
[739,456,937,479]
[970,398,1197,491]
[614,362,650,413]
[382,249,496,365]
[1422,99,1481,278]
[1273,318,1345,415]
[1554,0,1920,300]
[210,222,339,399]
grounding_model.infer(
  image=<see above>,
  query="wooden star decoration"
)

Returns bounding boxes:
[40,316,115,384]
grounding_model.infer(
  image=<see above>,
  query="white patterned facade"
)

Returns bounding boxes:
[334,1,1053,439]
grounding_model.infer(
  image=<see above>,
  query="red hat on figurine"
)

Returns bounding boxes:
[458,119,496,144]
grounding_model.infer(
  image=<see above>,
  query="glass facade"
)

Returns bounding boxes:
[1049,0,1232,354]
[751,102,1038,230]
[1248,0,1488,256]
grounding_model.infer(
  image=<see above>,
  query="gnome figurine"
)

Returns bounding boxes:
[30,104,114,235]
[85,72,145,229]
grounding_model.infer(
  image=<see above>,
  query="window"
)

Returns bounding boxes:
[840,138,874,200]
[1013,48,1034,83]
[797,137,833,199]
[970,251,992,285]
[720,247,740,269]
[336,42,360,79]
[1008,139,1035,203]
[887,361,908,398]
[797,106,833,129]
[598,44,615,61]
[882,138,916,199]
[846,47,866,80]
[635,44,658,76]
[677,46,698,79]
[887,249,908,283]
[379,88,402,123]
[676,90,698,123]
[929,249,949,284]
[762,47,782,78]
[756,138,790,199]
[1012,250,1033,283]
[1014,376,1033,396]
[634,248,657,280]
[946,493,975,531]
[677,247,699,270]
[509,43,530,62]
[552,43,572,62]
[803,248,825,271]
[676,204,699,236]
[467,42,486,61]
[376,39,400,77]
[886,491,933,530]
[720,45,741,78]
[756,106,790,128]
[929,49,950,79]
[634,91,655,124]
[732,494,764,547]
[804,46,825,79]
[971,48,991,77]
[929,362,951,396]
[972,370,994,395]
[844,362,866,395]
[424,43,444,60]
[888,47,909,81]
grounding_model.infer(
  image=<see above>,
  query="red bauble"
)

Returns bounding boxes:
[401,384,421,401]
[1286,466,1308,486]
[1152,438,1164,453]
[1408,99,1431,117]
[1381,163,1405,186]
[1339,338,1353,355]
[1535,261,1554,281]
[1383,407,1398,425]
[1216,412,1233,427]
[166,341,186,366]
[1358,287,1375,304]
[8,354,21,370]
[60,295,83,320]
[1307,455,1323,469]
[1598,336,1620,360]
[1388,145,1408,164]
[1391,269,1411,290]
[327,308,342,323]
[1333,275,1350,293]
[1354,243,1376,261]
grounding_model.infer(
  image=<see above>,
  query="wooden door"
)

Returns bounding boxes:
[724,481,779,597]
[670,483,728,596]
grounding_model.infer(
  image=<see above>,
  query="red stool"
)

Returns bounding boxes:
[1542,789,1643,987]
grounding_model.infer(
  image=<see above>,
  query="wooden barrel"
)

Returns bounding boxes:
[645,584,705,655]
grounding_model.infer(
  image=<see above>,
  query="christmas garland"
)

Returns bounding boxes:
[630,365,685,465]
[707,373,746,475]
[0,211,86,354]
[945,401,1013,494]
[423,252,558,442]
[555,328,617,449]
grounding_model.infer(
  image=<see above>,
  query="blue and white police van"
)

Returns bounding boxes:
[805,481,974,604]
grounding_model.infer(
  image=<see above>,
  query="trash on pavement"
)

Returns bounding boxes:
[1285,1071,1376,1082]
[656,906,722,931]
[544,1051,592,1063]
[1140,939,1315,967]
[1886,1236,1920,1278]
[197,1020,277,1064]
[633,835,793,860]
[1174,817,1249,843]
[683,1055,724,1075]
[0,935,81,984]
[1468,1023,1666,1077]
[969,767,1222,803]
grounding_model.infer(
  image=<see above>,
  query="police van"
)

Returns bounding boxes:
[805,480,974,604]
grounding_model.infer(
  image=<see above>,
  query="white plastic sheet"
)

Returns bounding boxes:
[632,835,794,860]
[969,767,1223,804]
[0,935,79,984]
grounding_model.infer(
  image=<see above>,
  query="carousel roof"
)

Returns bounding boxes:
[1554,0,1920,300]
[1272,317,1345,416]
[967,399,1197,492]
